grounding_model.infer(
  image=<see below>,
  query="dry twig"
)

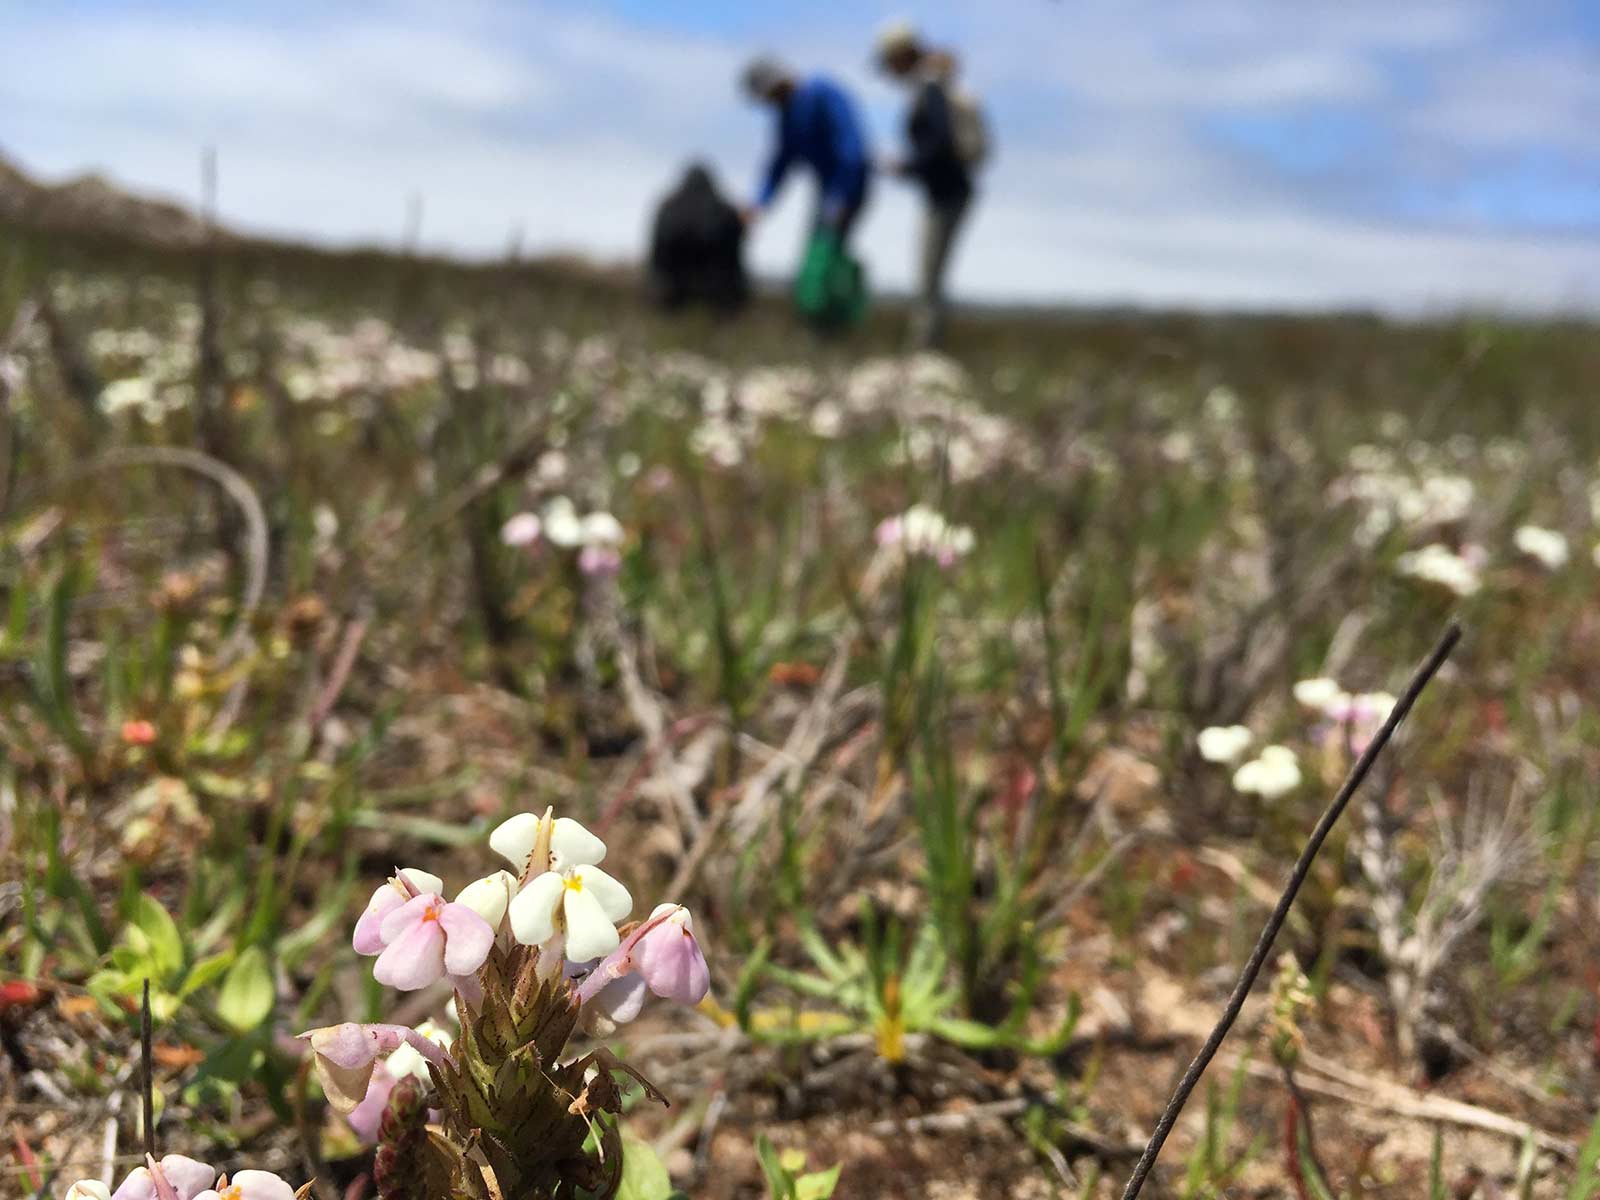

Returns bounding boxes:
[1120,623,1462,1199]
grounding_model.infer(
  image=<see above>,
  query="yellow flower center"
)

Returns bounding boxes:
[421,899,442,923]
[564,876,583,893]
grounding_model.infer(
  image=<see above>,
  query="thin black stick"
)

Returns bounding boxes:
[1120,622,1461,1199]
[141,978,155,1160]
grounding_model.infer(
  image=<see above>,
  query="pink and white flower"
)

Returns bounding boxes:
[453,870,517,932]
[353,868,442,955]
[500,512,542,548]
[299,1021,452,1114]
[99,1155,216,1200]
[875,504,974,568]
[192,1171,296,1200]
[493,812,632,962]
[344,1017,454,1141]
[371,892,495,991]
[577,904,710,1026]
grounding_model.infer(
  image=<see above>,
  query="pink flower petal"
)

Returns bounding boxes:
[344,1063,397,1142]
[633,910,710,1005]
[590,973,649,1024]
[155,1157,215,1200]
[373,917,445,991]
[353,885,405,955]
[378,892,442,946]
[297,1023,449,1113]
[437,902,495,976]
[231,1171,296,1200]
[111,1169,155,1200]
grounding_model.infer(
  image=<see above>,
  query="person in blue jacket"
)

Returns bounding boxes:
[740,56,872,247]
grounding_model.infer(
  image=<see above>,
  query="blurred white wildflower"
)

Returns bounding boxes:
[809,400,845,439]
[535,451,570,485]
[1484,438,1525,471]
[1203,385,1239,423]
[99,376,155,415]
[1197,725,1252,764]
[542,497,584,547]
[1160,431,1195,464]
[581,512,624,547]
[1232,745,1301,799]
[875,504,974,568]
[1513,524,1568,570]
[489,354,531,386]
[738,366,812,421]
[616,452,642,479]
[1377,411,1409,440]
[1395,543,1482,597]
[0,351,22,396]
[1347,444,1394,473]
[312,503,341,555]
[690,419,745,467]
[1292,677,1345,713]
[501,512,543,548]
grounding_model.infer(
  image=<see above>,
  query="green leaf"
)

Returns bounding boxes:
[216,946,275,1032]
[180,951,236,999]
[131,893,185,980]
[794,1165,842,1200]
[754,1135,794,1200]
[1569,1107,1600,1200]
[616,1137,676,1200]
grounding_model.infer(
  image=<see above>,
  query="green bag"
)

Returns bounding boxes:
[793,229,867,329]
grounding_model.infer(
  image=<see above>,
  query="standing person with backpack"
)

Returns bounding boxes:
[874,22,990,349]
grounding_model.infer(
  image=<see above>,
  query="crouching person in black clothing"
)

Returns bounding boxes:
[648,162,749,312]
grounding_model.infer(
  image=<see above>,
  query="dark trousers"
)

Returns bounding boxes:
[812,179,870,248]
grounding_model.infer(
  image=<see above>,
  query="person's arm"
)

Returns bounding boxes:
[754,114,795,212]
[818,85,868,223]
[906,80,955,178]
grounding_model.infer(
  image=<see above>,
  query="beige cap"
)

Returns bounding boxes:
[874,20,920,63]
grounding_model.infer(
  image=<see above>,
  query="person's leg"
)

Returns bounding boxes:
[833,197,864,247]
[912,195,968,349]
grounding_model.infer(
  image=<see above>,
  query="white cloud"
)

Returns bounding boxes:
[2,0,1597,313]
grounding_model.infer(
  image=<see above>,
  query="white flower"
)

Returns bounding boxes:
[493,813,633,962]
[454,870,518,929]
[501,512,542,547]
[580,511,624,547]
[1197,725,1252,764]
[541,497,584,547]
[66,1183,111,1200]
[876,504,975,566]
[1395,543,1481,597]
[1513,524,1568,570]
[536,450,569,484]
[385,1018,453,1081]
[99,376,156,415]
[809,401,844,438]
[0,352,25,396]
[1233,745,1301,799]
[1292,678,1347,715]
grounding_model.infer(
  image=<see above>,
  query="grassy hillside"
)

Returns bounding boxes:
[3,218,1599,1199]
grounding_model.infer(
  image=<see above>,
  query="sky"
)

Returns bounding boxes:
[5,1,1600,314]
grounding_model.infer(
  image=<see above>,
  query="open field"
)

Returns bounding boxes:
[3,223,1600,1199]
